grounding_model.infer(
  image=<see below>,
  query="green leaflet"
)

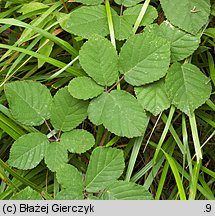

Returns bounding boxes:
[66,5,109,38]
[165,63,212,116]
[88,90,149,138]
[86,147,125,192]
[75,0,103,5]
[123,5,158,27]
[44,142,68,172]
[50,87,89,132]
[55,189,84,200]
[101,181,153,200]
[56,164,84,191]
[4,81,52,126]
[135,79,170,116]
[38,37,54,68]
[11,187,43,200]
[87,92,109,126]
[114,0,143,7]
[61,129,95,154]
[68,77,104,100]
[145,21,201,62]
[113,16,133,40]
[160,0,211,35]
[119,31,170,86]
[8,133,49,170]
[79,36,118,86]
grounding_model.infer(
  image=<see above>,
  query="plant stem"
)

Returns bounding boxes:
[133,0,150,34]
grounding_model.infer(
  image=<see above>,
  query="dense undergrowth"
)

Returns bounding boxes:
[0,0,214,200]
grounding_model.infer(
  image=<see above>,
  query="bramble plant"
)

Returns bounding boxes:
[0,0,214,200]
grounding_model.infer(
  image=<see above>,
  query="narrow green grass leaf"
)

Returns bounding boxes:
[153,105,175,164]
[18,2,49,14]
[0,159,52,200]
[132,0,150,34]
[0,44,83,79]
[0,113,25,137]
[125,118,149,181]
[189,113,202,162]
[207,51,215,86]
[162,151,187,200]
[188,161,201,200]
[105,0,116,48]
[0,18,78,57]
[0,121,21,140]
[182,113,192,175]
[125,136,143,182]
[155,142,176,200]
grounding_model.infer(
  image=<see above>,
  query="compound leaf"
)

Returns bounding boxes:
[160,0,211,34]
[44,142,68,172]
[8,133,49,170]
[4,81,52,126]
[61,129,95,154]
[101,181,153,200]
[79,36,118,86]
[50,87,88,132]
[66,5,109,38]
[68,77,104,100]
[165,63,212,116]
[56,164,84,191]
[135,79,170,116]
[86,147,125,192]
[119,32,170,86]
